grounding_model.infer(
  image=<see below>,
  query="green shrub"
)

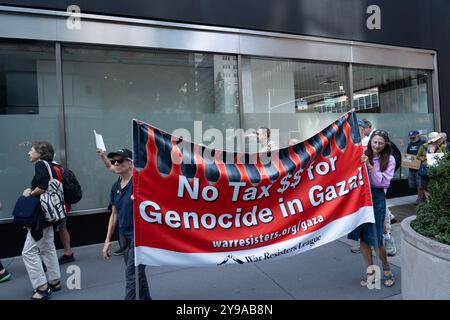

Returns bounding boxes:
[411,151,450,245]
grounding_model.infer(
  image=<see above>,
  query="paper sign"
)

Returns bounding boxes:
[427,153,444,167]
[94,130,106,151]
[401,153,421,170]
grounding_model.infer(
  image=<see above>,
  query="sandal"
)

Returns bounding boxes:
[383,267,395,287]
[31,285,51,300]
[49,280,62,292]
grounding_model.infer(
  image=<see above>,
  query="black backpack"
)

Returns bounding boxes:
[390,142,402,172]
[57,166,83,204]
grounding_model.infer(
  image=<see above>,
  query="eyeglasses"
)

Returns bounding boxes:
[110,159,125,165]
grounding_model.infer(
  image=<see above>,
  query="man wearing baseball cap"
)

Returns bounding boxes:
[102,148,152,300]
[406,130,425,204]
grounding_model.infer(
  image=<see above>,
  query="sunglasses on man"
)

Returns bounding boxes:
[110,159,125,165]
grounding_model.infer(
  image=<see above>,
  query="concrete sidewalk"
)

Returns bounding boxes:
[0,237,402,300]
[0,197,414,300]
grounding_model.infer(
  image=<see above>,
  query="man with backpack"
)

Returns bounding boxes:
[52,163,82,264]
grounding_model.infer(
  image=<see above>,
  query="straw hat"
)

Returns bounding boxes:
[427,132,441,143]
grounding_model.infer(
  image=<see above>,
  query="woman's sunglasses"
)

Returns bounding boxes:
[373,130,390,141]
[110,159,125,165]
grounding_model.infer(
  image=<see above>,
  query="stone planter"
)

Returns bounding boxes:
[401,215,450,299]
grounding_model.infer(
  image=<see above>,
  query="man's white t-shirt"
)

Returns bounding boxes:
[361,128,376,147]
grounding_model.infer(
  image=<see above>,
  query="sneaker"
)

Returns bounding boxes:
[0,270,11,283]
[385,237,397,256]
[350,243,360,253]
[113,249,125,256]
[59,253,75,265]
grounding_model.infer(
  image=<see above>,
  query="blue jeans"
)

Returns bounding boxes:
[123,237,151,300]
[348,187,386,248]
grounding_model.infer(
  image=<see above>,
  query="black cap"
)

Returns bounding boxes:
[107,148,133,160]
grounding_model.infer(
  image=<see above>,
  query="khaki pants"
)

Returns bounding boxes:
[22,226,61,289]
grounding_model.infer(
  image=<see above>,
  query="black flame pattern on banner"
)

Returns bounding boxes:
[133,111,361,184]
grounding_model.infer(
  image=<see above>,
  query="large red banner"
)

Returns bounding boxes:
[133,111,374,266]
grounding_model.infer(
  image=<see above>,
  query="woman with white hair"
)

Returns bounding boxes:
[416,132,446,199]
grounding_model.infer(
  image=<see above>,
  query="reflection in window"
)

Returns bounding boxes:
[0,43,55,115]
[0,42,58,219]
[353,65,435,180]
[62,45,240,211]
[353,65,432,114]
[242,57,349,147]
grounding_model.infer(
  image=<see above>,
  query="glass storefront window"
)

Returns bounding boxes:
[0,41,438,219]
[0,42,59,219]
[353,65,435,180]
[241,57,349,147]
[62,45,240,211]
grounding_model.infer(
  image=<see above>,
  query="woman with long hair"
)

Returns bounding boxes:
[348,130,396,288]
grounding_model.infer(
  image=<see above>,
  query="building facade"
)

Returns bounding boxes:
[0,0,448,256]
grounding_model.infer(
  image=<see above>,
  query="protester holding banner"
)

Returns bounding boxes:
[102,148,152,300]
[22,142,62,299]
[348,130,396,288]
[353,120,397,257]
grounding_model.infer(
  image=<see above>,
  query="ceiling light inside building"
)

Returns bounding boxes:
[320,79,338,85]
